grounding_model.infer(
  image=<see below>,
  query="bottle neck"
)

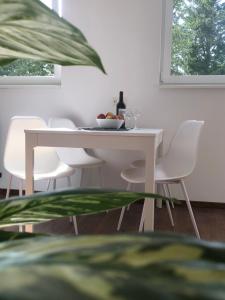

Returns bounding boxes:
[119,91,123,102]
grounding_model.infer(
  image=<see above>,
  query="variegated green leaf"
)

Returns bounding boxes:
[0,0,105,73]
[0,230,43,242]
[0,233,224,299]
[0,188,171,227]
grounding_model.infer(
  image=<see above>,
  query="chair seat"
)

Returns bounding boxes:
[131,159,145,168]
[67,154,105,168]
[9,162,75,181]
[121,164,187,184]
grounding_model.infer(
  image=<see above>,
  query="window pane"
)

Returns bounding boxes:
[0,0,54,77]
[171,0,225,76]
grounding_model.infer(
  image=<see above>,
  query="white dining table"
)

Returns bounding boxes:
[25,128,163,232]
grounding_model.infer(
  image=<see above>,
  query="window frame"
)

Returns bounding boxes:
[0,0,62,87]
[160,0,225,87]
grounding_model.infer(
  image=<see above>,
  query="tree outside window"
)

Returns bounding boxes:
[161,0,225,85]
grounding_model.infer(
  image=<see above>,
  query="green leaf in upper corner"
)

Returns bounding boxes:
[0,0,106,73]
[0,188,170,227]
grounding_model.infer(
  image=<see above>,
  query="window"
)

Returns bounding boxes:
[161,0,225,86]
[0,0,61,86]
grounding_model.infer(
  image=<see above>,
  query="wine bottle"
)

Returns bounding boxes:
[116,91,126,129]
[116,91,126,115]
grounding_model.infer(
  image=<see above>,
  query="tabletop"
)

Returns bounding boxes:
[25,128,163,137]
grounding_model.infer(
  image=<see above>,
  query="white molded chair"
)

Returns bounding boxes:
[4,116,78,234]
[48,118,105,188]
[118,120,204,239]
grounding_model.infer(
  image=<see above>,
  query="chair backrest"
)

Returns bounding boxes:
[162,120,205,178]
[48,117,90,165]
[48,118,77,130]
[4,116,60,175]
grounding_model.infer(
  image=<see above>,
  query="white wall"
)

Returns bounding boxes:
[0,0,224,202]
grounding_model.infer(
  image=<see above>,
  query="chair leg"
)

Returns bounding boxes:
[117,207,126,231]
[19,179,23,197]
[156,183,163,208]
[19,180,24,232]
[67,176,72,187]
[117,182,131,231]
[6,175,13,198]
[72,216,78,235]
[139,213,144,232]
[80,169,85,187]
[67,176,78,234]
[53,179,56,190]
[67,176,75,223]
[162,184,174,227]
[98,167,104,187]
[127,183,133,211]
[139,202,146,233]
[180,180,200,239]
[46,179,51,191]
[166,184,174,208]
[19,225,24,232]
[67,177,73,223]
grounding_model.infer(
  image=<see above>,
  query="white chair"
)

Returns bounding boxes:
[48,118,105,188]
[118,120,204,239]
[4,116,78,234]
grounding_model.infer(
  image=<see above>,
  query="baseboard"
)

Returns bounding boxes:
[190,201,225,209]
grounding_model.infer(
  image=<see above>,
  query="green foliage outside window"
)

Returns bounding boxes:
[0,59,54,76]
[172,0,225,75]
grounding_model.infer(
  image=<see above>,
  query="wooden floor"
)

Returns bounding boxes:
[31,201,225,242]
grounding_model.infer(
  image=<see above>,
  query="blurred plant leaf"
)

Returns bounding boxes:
[0,232,224,299]
[0,188,172,228]
[0,230,44,242]
[0,0,105,73]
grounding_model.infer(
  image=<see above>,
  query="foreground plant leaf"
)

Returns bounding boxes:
[0,188,170,227]
[0,230,43,242]
[0,0,105,73]
[0,232,224,300]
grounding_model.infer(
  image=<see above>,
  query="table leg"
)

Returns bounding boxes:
[156,138,164,208]
[25,133,36,233]
[139,139,156,232]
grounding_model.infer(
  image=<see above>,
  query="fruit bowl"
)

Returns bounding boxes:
[96,118,124,129]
